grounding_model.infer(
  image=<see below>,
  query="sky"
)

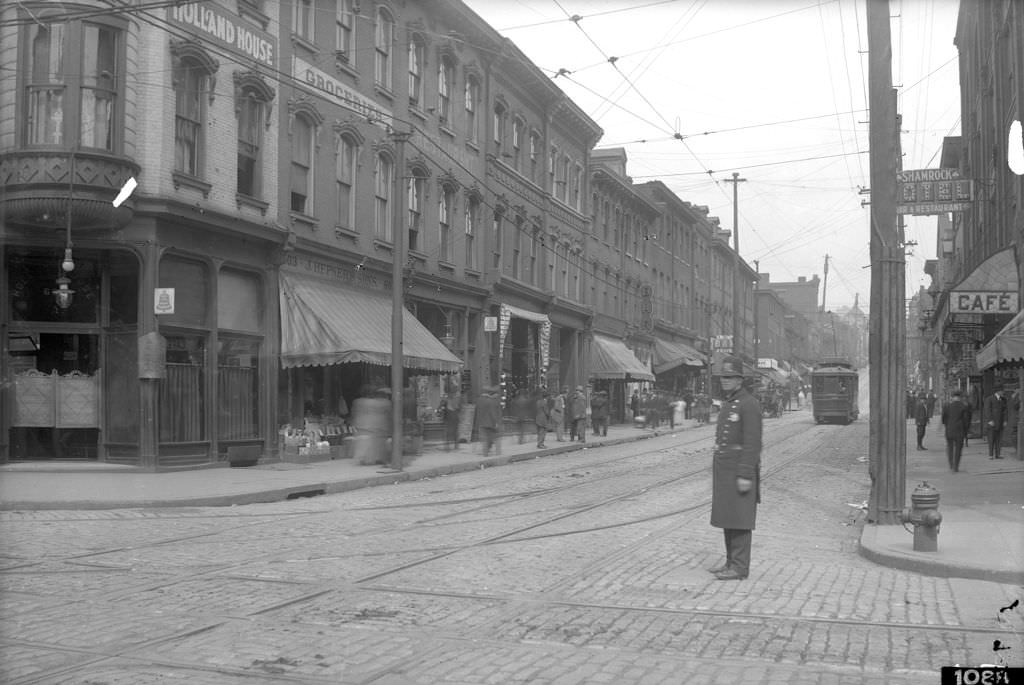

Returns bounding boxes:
[464,0,963,313]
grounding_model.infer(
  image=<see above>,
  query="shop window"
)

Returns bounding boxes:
[7,249,99,324]
[217,269,262,332]
[218,337,260,439]
[159,256,208,327]
[105,331,139,443]
[160,333,206,442]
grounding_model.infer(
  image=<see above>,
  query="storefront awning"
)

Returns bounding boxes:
[279,272,463,372]
[590,334,655,381]
[758,367,790,385]
[977,309,1024,371]
[652,338,705,374]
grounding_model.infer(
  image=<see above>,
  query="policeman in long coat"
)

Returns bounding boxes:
[709,355,762,581]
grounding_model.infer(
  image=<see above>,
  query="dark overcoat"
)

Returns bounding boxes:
[710,386,762,530]
[941,399,969,440]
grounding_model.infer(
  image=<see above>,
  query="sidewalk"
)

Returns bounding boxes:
[0,423,671,511]
[3,417,1021,584]
[858,423,1024,585]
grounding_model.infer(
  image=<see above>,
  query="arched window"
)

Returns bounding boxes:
[290,112,316,214]
[408,37,425,108]
[437,55,454,125]
[374,8,394,90]
[464,75,480,143]
[374,151,394,240]
[464,193,479,269]
[493,99,506,151]
[439,184,456,263]
[511,118,524,172]
[407,170,426,252]
[336,0,354,57]
[335,132,359,230]
[172,42,217,177]
[234,72,274,199]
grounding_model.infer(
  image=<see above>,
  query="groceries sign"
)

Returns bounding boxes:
[897,168,974,215]
[950,291,1019,314]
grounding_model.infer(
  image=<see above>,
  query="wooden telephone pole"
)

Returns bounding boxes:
[866,0,906,524]
[724,172,747,359]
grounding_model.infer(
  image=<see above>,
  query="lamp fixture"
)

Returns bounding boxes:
[53,275,75,310]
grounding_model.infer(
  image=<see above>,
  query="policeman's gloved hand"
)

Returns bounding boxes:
[736,477,753,494]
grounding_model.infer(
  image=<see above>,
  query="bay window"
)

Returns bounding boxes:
[23,17,123,150]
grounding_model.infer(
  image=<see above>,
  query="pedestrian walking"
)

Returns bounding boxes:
[550,389,566,442]
[926,390,937,417]
[351,386,392,465]
[984,384,1009,459]
[630,390,640,420]
[475,386,502,457]
[941,389,970,472]
[535,389,551,448]
[914,392,930,450]
[440,389,462,451]
[512,388,532,445]
[709,355,762,581]
[570,386,587,443]
[590,390,609,437]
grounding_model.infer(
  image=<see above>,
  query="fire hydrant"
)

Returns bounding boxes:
[901,481,942,552]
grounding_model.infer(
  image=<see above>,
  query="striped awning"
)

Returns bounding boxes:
[279,271,463,372]
[590,334,655,381]
[977,309,1024,371]
[653,338,706,374]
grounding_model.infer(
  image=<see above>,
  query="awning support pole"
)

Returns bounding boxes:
[390,129,411,471]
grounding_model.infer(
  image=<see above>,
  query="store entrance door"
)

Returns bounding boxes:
[9,332,101,460]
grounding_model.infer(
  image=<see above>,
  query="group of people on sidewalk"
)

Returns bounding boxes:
[913,383,1014,473]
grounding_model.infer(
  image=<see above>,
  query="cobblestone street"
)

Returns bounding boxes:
[1,408,1021,684]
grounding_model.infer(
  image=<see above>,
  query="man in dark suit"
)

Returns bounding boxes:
[941,389,970,472]
[709,355,762,581]
[914,392,930,450]
[984,384,1009,459]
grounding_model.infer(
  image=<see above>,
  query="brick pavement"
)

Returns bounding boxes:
[2,409,1021,684]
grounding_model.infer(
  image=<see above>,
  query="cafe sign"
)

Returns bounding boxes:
[950,291,1019,314]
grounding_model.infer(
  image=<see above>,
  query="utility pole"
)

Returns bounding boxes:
[753,259,760,365]
[866,0,905,525]
[820,254,830,313]
[389,129,412,472]
[724,172,746,359]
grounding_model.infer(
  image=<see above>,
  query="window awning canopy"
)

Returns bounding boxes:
[652,338,705,374]
[590,334,655,381]
[279,272,463,373]
[977,309,1024,371]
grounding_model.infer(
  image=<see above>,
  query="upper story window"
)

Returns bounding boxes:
[437,56,454,125]
[408,38,424,109]
[290,113,315,214]
[172,42,218,178]
[336,0,353,59]
[557,155,570,203]
[407,171,425,252]
[529,132,540,184]
[511,118,524,172]
[464,76,479,144]
[492,102,506,153]
[235,72,274,199]
[374,8,394,91]
[439,184,456,263]
[23,18,124,150]
[335,132,358,230]
[548,146,557,194]
[571,163,582,211]
[464,194,479,270]
[293,0,313,41]
[374,151,393,241]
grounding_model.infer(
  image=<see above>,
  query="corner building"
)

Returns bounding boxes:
[1,1,284,467]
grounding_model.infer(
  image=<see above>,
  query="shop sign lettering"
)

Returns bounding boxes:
[168,3,275,67]
[293,56,392,127]
[283,255,390,290]
[950,291,1018,313]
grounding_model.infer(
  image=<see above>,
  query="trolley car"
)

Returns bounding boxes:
[810,357,859,424]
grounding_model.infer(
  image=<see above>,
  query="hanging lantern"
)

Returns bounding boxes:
[53,275,75,310]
